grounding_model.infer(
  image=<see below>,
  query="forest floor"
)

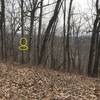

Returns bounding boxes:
[0,63,100,100]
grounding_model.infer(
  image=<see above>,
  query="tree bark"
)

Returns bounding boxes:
[66,0,73,72]
[37,0,43,65]
[63,0,66,69]
[88,0,99,76]
[39,0,63,64]
[21,0,24,64]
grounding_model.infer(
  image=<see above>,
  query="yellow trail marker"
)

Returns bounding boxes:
[19,37,28,51]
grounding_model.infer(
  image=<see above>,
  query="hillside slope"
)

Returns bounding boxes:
[0,63,100,100]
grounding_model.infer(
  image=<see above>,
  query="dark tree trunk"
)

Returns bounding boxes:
[21,0,24,64]
[39,0,63,64]
[66,0,73,72]
[50,19,58,69]
[0,0,6,61]
[88,0,99,76]
[37,0,43,65]
[28,0,38,63]
[92,23,100,77]
[63,0,66,70]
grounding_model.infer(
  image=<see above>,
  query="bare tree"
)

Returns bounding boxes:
[88,0,100,77]
[39,0,63,64]
[62,0,66,69]
[21,0,24,64]
[28,0,38,63]
[50,19,58,69]
[0,0,6,60]
[37,0,43,65]
[66,0,73,71]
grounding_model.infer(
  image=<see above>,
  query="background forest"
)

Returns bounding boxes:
[0,0,100,77]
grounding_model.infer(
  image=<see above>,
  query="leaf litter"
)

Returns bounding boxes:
[0,63,100,100]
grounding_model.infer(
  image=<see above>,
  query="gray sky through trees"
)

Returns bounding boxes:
[5,0,99,36]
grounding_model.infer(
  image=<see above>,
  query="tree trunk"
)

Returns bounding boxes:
[92,22,100,77]
[21,0,24,64]
[88,0,99,76]
[66,0,73,72]
[63,0,66,70]
[28,0,38,64]
[39,0,63,64]
[37,0,43,65]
